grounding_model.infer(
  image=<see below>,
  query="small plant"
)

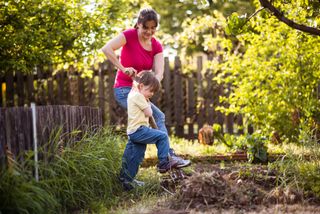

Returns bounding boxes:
[244,134,268,163]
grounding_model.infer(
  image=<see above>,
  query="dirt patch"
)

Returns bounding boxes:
[153,163,320,213]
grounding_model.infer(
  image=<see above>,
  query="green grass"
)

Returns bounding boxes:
[0,127,127,213]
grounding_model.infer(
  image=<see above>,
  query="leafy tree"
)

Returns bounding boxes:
[0,0,128,74]
[215,11,320,141]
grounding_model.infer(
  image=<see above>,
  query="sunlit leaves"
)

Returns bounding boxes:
[0,0,128,74]
[225,12,247,36]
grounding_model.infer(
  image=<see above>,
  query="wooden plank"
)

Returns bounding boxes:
[98,62,106,124]
[206,54,214,125]
[106,60,118,125]
[57,72,64,105]
[24,107,33,151]
[0,108,7,167]
[196,56,204,130]
[47,65,54,105]
[187,75,196,139]
[0,77,3,107]
[174,57,184,137]
[237,114,244,135]
[163,57,172,130]
[16,72,25,106]
[226,113,234,134]
[78,74,85,105]
[27,73,35,104]
[36,65,46,105]
[5,72,14,107]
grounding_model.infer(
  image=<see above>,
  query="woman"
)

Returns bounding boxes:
[101,8,190,175]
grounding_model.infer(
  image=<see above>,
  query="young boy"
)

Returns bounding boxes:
[119,71,178,190]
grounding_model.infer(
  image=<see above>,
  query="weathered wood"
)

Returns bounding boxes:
[57,71,65,105]
[0,58,245,140]
[5,72,14,107]
[98,62,106,124]
[27,73,35,104]
[0,108,6,167]
[163,57,172,130]
[187,75,196,139]
[196,56,204,130]
[174,57,184,137]
[0,77,3,107]
[16,72,25,106]
[47,65,54,105]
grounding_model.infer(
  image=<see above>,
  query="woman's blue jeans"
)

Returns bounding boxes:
[120,126,169,181]
[114,87,171,181]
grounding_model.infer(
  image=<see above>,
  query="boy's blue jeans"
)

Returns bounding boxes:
[120,126,169,182]
[114,87,172,182]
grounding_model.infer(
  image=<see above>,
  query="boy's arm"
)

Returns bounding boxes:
[142,103,152,117]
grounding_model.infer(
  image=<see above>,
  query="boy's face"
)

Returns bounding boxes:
[139,84,154,99]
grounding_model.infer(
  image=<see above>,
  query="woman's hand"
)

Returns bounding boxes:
[123,67,137,78]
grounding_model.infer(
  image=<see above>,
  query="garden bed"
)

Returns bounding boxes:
[146,163,320,214]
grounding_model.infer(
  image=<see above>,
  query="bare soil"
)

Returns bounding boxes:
[147,163,320,214]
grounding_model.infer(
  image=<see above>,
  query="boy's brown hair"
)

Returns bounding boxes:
[136,71,160,93]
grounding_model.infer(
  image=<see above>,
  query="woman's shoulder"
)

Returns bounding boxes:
[123,28,137,40]
[151,36,163,53]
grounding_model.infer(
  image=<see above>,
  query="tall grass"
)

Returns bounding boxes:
[0,127,125,213]
[270,123,320,199]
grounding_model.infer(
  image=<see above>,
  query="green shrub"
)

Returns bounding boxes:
[0,168,58,214]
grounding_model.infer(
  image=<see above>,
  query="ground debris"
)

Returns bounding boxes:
[169,164,313,211]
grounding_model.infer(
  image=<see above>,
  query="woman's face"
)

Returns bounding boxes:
[137,20,157,40]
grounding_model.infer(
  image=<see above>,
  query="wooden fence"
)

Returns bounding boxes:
[0,56,246,139]
[0,105,102,165]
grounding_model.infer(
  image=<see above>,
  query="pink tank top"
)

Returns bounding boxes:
[114,28,163,88]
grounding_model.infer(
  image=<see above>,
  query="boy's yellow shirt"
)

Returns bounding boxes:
[127,90,150,134]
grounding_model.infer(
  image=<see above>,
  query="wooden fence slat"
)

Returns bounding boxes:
[48,65,54,105]
[163,57,172,130]
[0,77,3,107]
[5,72,14,107]
[17,72,25,106]
[27,73,35,104]
[98,62,106,124]
[174,57,184,137]
[0,108,6,166]
[196,56,204,130]
[187,76,196,139]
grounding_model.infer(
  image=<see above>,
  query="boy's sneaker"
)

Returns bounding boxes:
[132,179,145,187]
[169,149,191,168]
[157,158,179,173]
[119,177,144,191]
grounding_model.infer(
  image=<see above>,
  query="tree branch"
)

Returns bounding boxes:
[259,0,320,36]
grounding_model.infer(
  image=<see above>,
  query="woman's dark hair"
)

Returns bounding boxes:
[134,8,159,29]
[137,71,160,93]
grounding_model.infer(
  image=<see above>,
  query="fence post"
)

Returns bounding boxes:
[187,74,196,139]
[197,56,204,130]
[163,57,172,133]
[31,103,39,181]
[174,56,184,137]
